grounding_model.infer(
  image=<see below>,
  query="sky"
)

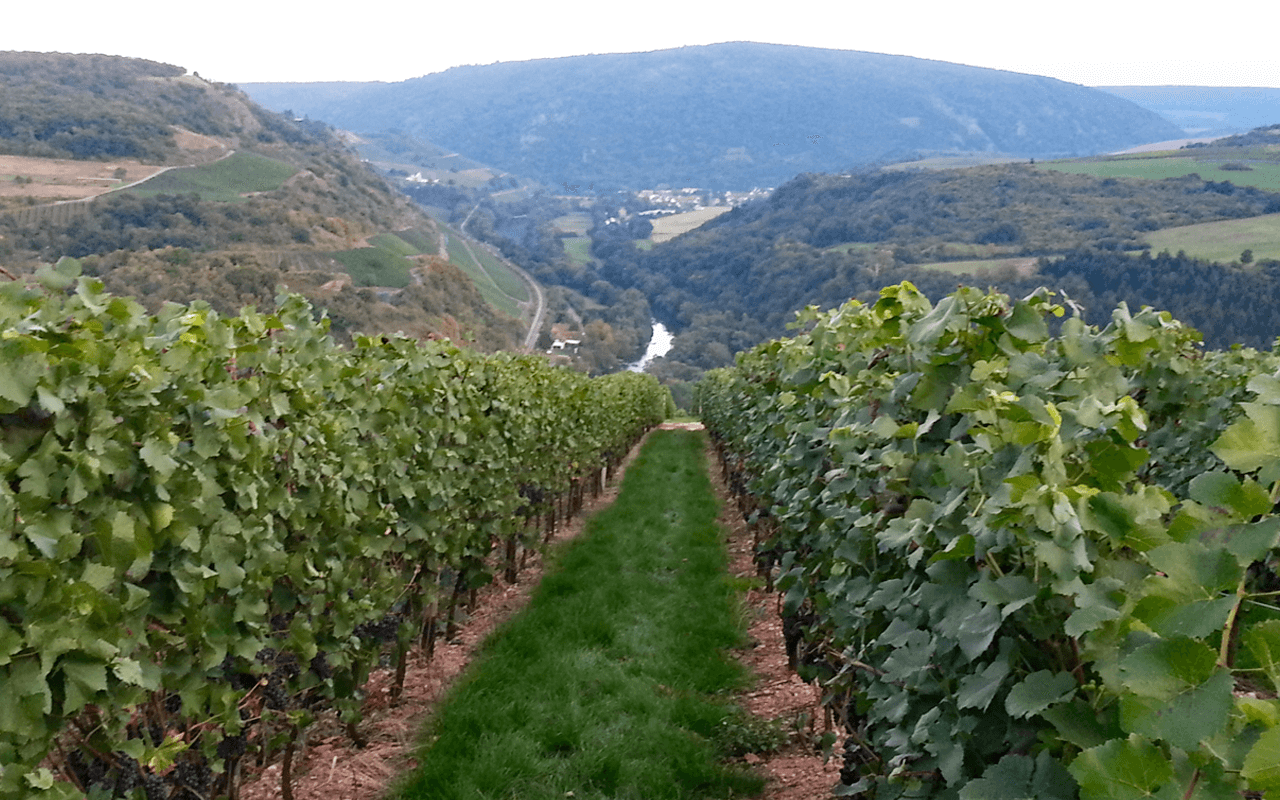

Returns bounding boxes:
[2,0,1277,88]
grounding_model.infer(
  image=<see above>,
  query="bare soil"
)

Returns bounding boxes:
[0,154,167,201]
[236,422,839,800]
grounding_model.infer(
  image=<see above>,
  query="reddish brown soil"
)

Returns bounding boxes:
[236,422,840,800]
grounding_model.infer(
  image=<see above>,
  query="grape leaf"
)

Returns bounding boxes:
[1068,735,1174,800]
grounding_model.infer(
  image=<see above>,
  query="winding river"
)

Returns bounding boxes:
[626,319,673,372]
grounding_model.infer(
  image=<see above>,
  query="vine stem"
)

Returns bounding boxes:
[1182,767,1201,800]
[1219,574,1250,668]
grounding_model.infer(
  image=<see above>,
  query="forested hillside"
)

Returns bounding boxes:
[241,42,1181,190]
[0,52,523,350]
[536,165,1280,373]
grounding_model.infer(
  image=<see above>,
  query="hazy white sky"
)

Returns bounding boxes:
[3,0,1277,87]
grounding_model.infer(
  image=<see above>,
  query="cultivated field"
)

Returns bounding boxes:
[562,236,592,265]
[442,226,527,318]
[0,154,166,203]
[551,212,592,235]
[915,256,1039,276]
[648,206,731,243]
[1041,154,1280,191]
[1144,212,1280,263]
[125,152,298,202]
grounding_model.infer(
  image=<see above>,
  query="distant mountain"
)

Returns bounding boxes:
[240,42,1181,191]
[1098,86,1280,137]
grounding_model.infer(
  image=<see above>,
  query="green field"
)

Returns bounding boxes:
[915,256,1038,276]
[563,236,593,265]
[394,228,442,255]
[444,232,525,318]
[1041,156,1280,191]
[125,152,298,201]
[1144,212,1280,263]
[327,245,413,288]
[821,241,878,255]
[649,207,732,243]
[368,232,422,258]
[551,212,592,235]
[475,240,529,302]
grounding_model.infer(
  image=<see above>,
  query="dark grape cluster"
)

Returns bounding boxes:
[257,647,301,680]
[163,692,182,715]
[217,733,247,761]
[66,749,108,793]
[113,754,141,795]
[172,758,212,797]
[840,734,876,786]
[262,674,291,711]
[141,772,168,800]
[354,612,402,643]
[218,654,255,691]
[310,651,333,680]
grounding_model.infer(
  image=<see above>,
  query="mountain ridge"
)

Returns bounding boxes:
[240,41,1182,190]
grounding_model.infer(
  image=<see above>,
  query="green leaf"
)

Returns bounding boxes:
[957,658,1011,711]
[1188,472,1272,518]
[1245,620,1280,694]
[910,294,960,345]
[1242,724,1280,791]
[139,438,180,480]
[1005,301,1050,344]
[1006,671,1078,718]
[1196,518,1280,567]
[1212,403,1280,474]
[145,735,190,772]
[1118,669,1233,751]
[960,752,1075,800]
[1068,735,1174,800]
[1041,698,1113,750]
[1134,543,1242,638]
[1118,638,1218,699]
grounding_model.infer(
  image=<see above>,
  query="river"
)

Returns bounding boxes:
[626,319,673,372]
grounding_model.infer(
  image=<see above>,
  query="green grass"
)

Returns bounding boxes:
[368,232,423,258]
[474,243,529,302]
[124,152,297,201]
[915,256,1038,276]
[445,232,522,318]
[1145,212,1280,263]
[820,241,878,254]
[649,207,732,243]
[634,239,654,251]
[395,228,441,255]
[327,246,412,288]
[552,212,593,235]
[1040,157,1280,191]
[563,235,593,265]
[391,430,765,800]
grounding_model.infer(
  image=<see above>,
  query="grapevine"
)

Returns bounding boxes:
[698,281,1280,799]
[0,262,670,799]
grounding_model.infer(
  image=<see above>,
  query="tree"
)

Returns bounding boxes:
[1242,248,1255,264]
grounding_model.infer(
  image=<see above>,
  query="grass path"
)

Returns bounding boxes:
[390,430,765,800]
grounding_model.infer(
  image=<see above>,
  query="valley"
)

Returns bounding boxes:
[7,40,1280,800]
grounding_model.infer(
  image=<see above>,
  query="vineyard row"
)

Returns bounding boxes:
[697,282,1280,800]
[0,262,672,799]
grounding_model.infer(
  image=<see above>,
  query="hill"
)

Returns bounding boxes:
[239,42,1181,191]
[542,162,1280,383]
[0,52,525,350]
[1098,86,1280,137]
